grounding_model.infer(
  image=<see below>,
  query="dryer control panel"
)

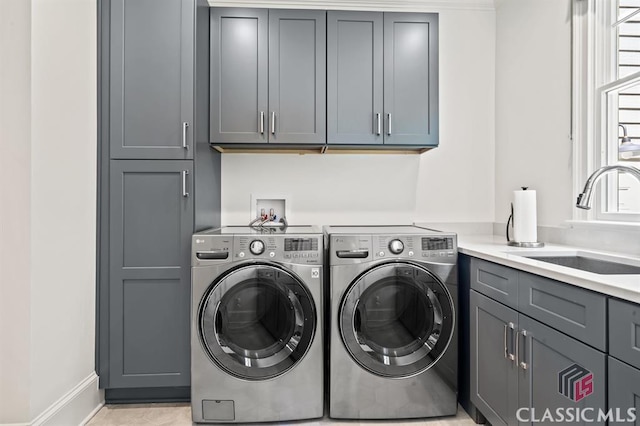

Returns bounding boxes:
[330,233,457,265]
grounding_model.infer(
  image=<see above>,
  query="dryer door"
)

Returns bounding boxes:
[199,263,316,380]
[340,261,455,378]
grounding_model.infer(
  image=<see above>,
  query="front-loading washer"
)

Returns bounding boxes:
[191,226,324,423]
[324,225,458,420]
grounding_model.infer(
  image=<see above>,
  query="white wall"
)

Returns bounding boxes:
[29,0,99,419]
[0,0,100,424]
[0,0,32,423]
[222,5,496,226]
[494,0,573,227]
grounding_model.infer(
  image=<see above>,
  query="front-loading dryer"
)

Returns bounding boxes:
[191,226,324,423]
[324,225,458,420]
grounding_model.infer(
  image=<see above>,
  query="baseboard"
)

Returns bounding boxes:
[31,372,104,426]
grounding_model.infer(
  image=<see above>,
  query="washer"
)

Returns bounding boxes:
[191,226,324,423]
[324,225,458,420]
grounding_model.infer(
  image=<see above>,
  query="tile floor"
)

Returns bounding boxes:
[86,403,476,426]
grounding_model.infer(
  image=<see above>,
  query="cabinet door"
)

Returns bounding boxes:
[109,160,194,388]
[608,356,640,425]
[110,0,193,159]
[327,11,383,145]
[269,9,326,145]
[383,13,439,146]
[518,315,606,426]
[210,8,268,144]
[609,298,640,371]
[470,290,519,426]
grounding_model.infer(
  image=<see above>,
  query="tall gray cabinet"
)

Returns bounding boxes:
[327,11,438,146]
[98,0,218,401]
[210,8,326,146]
[109,0,194,159]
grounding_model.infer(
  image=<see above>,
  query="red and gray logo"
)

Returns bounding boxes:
[559,364,593,402]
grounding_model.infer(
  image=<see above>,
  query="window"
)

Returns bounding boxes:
[574,0,640,221]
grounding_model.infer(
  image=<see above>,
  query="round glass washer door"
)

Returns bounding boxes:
[198,262,316,380]
[340,261,455,378]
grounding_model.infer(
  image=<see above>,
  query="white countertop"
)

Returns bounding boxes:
[457,234,640,304]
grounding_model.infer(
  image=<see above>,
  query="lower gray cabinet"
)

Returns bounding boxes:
[471,290,606,426]
[108,160,194,388]
[518,315,606,426]
[470,290,519,426]
[608,357,640,425]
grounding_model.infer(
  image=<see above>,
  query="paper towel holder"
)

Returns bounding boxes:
[506,188,545,248]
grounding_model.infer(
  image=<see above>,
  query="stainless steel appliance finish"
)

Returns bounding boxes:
[324,225,458,420]
[191,226,324,423]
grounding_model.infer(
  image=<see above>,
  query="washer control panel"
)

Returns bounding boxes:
[192,231,323,266]
[235,235,321,265]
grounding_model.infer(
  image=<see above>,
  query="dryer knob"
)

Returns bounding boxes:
[388,239,404,255]
[249,240,265,255]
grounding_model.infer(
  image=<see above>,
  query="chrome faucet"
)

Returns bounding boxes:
[576,165,640,209]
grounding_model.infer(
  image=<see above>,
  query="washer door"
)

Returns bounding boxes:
[199,263,316,380]
[340,261,455,378]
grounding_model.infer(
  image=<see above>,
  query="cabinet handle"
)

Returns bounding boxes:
[515,330,520,366]
[271,112,276,135]
[182,170,189,197]
[505,322,515,361]
[182,122,189,150]
[519,330,529,370]
[376,113,381,135]
[387,113,392,135]
[259,111,265,135]
[503,324,509,359]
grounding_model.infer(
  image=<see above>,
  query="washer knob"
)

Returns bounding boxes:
[388,239,404,255]
[249,240,265,255]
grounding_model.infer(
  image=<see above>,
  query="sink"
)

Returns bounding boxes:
[524,255,640,275]
[504,249,640,275]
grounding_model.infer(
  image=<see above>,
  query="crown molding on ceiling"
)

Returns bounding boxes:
[206,0,495,12]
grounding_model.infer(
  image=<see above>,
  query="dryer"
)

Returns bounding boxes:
[324,225,458,420]
[191,226,324,423]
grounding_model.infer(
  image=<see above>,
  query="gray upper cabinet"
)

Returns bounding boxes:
[209,8,268,144]
[268,10,326,145]
[110,0,194,159]
[108,160,194,388]
[210,8,326,146]
[327,11,383,145]
[327,11,439,147]
[384,13,439,146]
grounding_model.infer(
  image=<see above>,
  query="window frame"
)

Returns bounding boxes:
[573,0,640,223]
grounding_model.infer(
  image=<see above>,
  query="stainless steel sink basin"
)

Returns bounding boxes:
[524,255,640,275]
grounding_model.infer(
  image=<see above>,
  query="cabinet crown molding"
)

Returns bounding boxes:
[207,0,495,11]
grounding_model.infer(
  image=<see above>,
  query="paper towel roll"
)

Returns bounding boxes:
[513,189,538,243]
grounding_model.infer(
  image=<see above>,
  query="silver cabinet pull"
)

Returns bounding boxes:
[387,113,392,135]
[259,111,265,134]
[508,323,516,361]
[182,170,189,197]
[182,122,189,150]
[376,113,381,135]
[515,330,520,366]
[519,330,529,370]
[270,112,276,135]
[503,324,509,359]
